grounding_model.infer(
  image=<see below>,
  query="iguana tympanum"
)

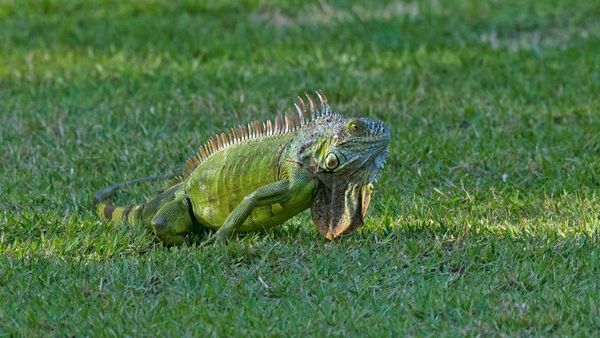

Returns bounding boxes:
[94,91,390,245]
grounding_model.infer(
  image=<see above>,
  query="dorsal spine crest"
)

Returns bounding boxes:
[166,90,331,187]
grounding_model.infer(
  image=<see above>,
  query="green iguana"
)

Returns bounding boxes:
[94,91,390,245]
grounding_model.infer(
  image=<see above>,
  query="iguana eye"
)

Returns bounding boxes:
[347,121,365,135]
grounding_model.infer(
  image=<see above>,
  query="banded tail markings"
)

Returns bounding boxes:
[94,174,173,225]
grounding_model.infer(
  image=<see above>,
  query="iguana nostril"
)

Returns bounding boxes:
[325,152,339,170]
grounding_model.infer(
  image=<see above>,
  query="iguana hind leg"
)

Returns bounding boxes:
[151,197,195,245]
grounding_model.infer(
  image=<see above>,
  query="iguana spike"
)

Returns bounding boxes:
[297,96,306,112]
[241,124,248,141]
[236,125,242,141]
[315,90,329,115]
[298,97,311,122]
[266,119,273,136]
[254,121,261,137]
[305,92,316,113]
[317,89,328,103]
[294,103,304,122]
[232,126,238,141]
[184,159,194,177]
[262,121,268,136]
[231,127,239,143]
[288,108,302,131]
[274,114,283,134]
[224,131,230,147]
[219,133,226,148]
[214,135,220,150]
[209,138,217,154]
[247,122,253,139]
[227,128,233,144]
[250,121,256,138]
[316,90,325,107]
[284,110,292,133]
[214,135,221,151]
[306,92,321,120]
[236,126,243,141]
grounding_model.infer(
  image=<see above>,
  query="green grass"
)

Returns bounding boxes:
[1,0,600,336]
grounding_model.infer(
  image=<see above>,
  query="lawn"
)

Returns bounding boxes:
[1,0,600,336]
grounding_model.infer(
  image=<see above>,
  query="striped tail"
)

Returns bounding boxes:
[95,201,144,225]
[93,175,174,226]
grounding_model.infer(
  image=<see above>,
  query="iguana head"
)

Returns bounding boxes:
[300,113,390,239]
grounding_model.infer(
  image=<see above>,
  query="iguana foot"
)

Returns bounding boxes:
[199,230,229,247]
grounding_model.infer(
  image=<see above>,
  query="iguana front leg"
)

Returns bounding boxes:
[202,180,292,245]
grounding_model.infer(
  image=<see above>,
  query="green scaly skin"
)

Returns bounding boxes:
[94,92,390,245]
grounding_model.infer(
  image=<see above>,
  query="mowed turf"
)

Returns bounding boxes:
[1,0,600,336]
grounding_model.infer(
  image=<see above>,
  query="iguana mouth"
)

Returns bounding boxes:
[311,178,373,240]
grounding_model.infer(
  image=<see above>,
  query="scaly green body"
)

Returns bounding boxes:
[95,91,389,245]
[186,133,315,232]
